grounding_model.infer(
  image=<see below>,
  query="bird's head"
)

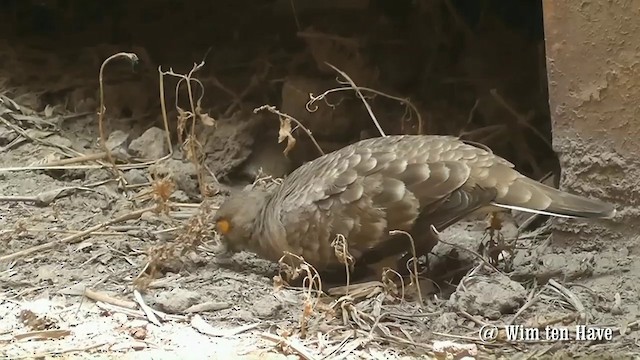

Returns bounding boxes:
[213,189,272,253]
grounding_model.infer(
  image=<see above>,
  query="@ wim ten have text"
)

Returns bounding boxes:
[505,325,613,342]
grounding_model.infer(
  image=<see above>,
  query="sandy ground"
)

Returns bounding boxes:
[2,112,639,359]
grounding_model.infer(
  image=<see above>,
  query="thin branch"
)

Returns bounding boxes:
[324,62,386,137]
[98,52,139,176]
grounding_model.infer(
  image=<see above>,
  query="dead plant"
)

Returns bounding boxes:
[331,234,355,295]
[274,252,324,338]
[134,200,216,290]
[159,61,216,197]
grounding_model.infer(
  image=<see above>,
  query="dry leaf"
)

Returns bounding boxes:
[14,329,71,341]
[196,99,216,127]
[278,117,296,156]
[199,113,216,126]
[176,106,189,143]
[44,104,54,118]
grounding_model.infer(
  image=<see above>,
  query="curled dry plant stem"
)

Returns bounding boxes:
[382,268,406,302]
[98,52,139,176]
[331,234,354,296]
[254,105,325,156]
[307,84,424,135]
[160,61,209,195]
[324,62,387,137]
[389,230,423,306]
[277,252,323,337]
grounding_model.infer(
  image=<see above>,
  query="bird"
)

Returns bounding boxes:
[213,135,616,274]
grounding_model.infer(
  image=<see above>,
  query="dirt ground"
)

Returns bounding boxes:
[0,1,638,359]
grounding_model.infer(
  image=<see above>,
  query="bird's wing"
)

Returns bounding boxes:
[271,136,487,265]
[275,135,490,209]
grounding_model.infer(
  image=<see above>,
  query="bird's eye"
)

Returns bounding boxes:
[216,219,231,235]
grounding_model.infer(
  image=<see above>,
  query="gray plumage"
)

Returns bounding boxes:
[213,135,616,272]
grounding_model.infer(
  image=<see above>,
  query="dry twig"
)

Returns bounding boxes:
[324,62,385,137]
[261,332,319,360]
[0,206,155,262]
[389,230,423,306]
[98,52,139,176]
[83,288,137,309]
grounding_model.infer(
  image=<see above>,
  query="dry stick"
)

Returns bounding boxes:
[84,288,137,309]
[42,152,107,166]
[261,332,319,360]
[254,105,325,156]
[547,279,587,323]
[389,230,423,306]
[156,66,175,159]
[0,229,122,236]
[98,52,139,176]
[324,62,386,137]
[0,206,155,262]
[289,0,302,31]
[133,289,161,326]
[223,63,270,117]
[0,116,100,165]
[306,86,423,135]
[458,98,480,138]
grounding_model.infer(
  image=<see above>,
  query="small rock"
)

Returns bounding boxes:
[169,190,190,202]
[45,134,73,149]
[140,211,161,223]
[232,309,255,322]
[251,295,282,318]
[86,169,112,183]
[449,276,526,320]
[431,312,461,332]
[106,130,130,155]
[129,127,168,159]
[149,159,198,196]
[123,169,148,185]
[154,288,201,313]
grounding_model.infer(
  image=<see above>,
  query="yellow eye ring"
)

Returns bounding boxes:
[216,219,231,235]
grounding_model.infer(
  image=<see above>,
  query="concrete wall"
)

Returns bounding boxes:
[542,0,640,247]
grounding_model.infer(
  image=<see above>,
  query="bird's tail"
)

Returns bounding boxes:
[491,176,616,219]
